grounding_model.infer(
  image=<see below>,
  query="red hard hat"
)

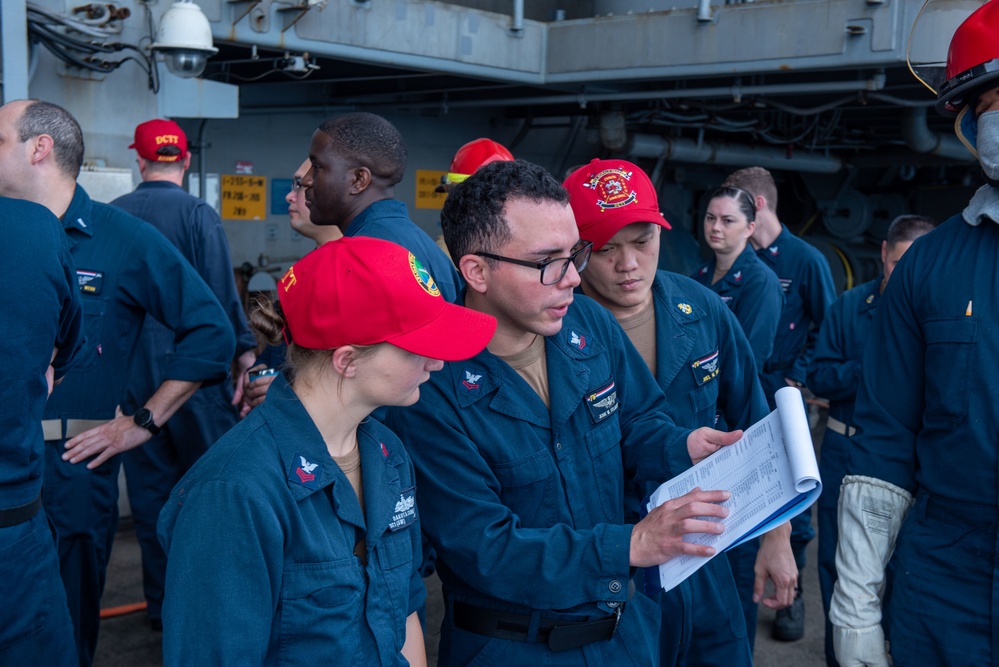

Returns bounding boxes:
[937,0,999,114]
[450,138,514,176]
[435,138,514,192]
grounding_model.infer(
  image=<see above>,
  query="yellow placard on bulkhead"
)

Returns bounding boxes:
[415,169,447,210]
[221,174,267,220]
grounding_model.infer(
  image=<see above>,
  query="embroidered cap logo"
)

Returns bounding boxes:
[409,253,441,297]
[583,167,638,211]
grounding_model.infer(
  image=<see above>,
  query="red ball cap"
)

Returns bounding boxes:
[563,158,670,250]
[278,237,496,361]
[129,119,188,162]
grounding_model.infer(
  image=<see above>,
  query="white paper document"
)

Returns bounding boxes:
[647,386,822,592]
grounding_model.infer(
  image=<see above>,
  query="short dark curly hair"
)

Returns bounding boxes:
[316,112,407,186]
[441,159,570,263]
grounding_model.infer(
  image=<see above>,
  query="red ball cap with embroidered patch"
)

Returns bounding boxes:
[278,236,496,361]
[563,158,670,250]
[129,119,188,162]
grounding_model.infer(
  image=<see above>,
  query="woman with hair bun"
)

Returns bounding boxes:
[158,237,497,666]
[691,186,784,368]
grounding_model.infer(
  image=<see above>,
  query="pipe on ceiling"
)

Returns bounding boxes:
[697,0,713,23]
[196,119,209,206]
[512,0,524,33]
[331,74,887,111]
[625,132,844,173]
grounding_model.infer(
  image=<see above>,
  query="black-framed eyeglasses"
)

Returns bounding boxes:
[291,177,304,192]
[475,241,593,285]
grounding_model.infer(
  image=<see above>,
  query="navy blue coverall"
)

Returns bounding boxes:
[344,199,462,302]
[1,197,84,666]
[385,295,695,666]
[848,214,999,665]
[755,226,836,408]
[643,271,769,667]
[808,276,880,667]
[41,186,233,666]
[112,180,256,623]
[756,226,835,581]
[692,243,784,647]
[159,375,425,666]
[691,244,783,369]
[343,197,462,581]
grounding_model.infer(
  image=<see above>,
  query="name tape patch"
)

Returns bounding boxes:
[77,269,103,295]
[691,349,720,386]
[586,380,619,423]
[389,487,417,532]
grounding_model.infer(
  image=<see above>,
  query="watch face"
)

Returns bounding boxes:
[134,408,158,434]
[134,408,152,427]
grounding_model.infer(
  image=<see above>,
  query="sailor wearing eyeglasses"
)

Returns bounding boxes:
[383,159,743,666]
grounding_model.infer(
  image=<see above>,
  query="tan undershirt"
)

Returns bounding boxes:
[332,446,366,564]
[498,334,550,407]
[617,298,657,373]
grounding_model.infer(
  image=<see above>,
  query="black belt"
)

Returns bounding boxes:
[452,600,622,652]
[0,494,42,528]
[764,360,794,373]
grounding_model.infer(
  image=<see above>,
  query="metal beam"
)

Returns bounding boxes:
[205,0,973,88]
[2,0,30,102]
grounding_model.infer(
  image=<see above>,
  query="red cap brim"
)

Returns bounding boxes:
[387,301,496,362]
[583,213,671,250]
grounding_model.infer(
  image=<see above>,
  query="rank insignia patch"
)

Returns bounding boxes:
[461,370,482,392]
[290,454,322,490]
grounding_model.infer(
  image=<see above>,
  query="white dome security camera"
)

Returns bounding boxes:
[152,1,219,79]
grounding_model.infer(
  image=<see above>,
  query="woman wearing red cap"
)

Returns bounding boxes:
[158,237,496,667]
[691,187,783,369]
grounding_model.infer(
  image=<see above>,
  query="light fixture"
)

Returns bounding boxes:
[152,1,218,78]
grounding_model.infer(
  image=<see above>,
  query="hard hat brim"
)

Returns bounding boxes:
[936,59,999,115]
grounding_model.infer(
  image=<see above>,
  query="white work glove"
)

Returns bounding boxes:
[833,624,887,667]
[829,475,913,667]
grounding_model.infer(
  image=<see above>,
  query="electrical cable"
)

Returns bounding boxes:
[26,4,158,92]
[27,3,122,37]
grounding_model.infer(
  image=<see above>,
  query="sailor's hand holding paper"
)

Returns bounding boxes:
[629,487,732,568]
[646,387,822,592]
[687,427,744,464]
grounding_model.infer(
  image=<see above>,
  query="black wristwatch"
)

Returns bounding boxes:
[133,408,161,436]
